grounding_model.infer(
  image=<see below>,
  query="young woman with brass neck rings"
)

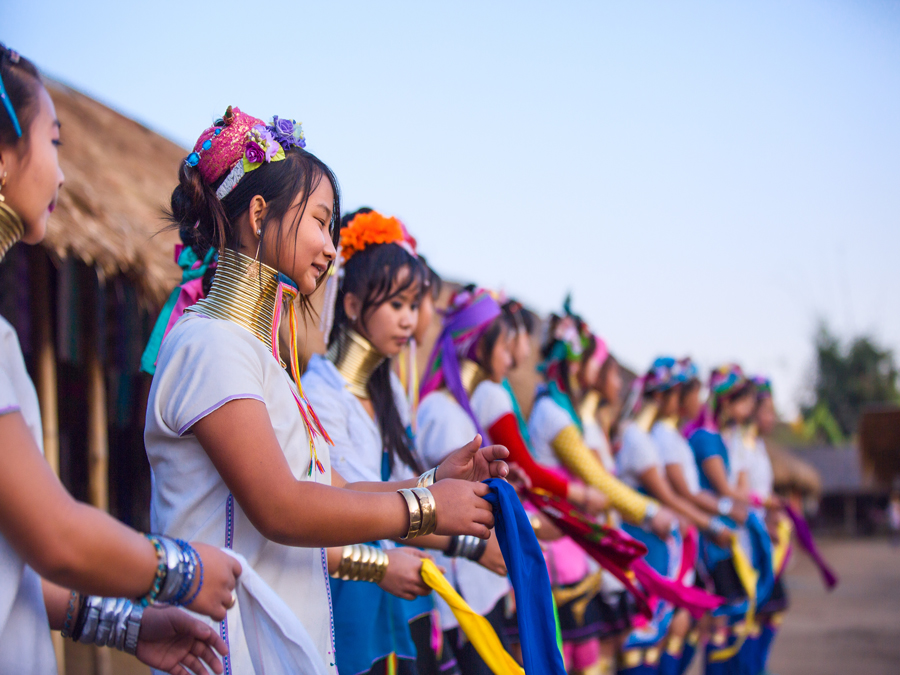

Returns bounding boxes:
[572,333,642,674]
[0,45,238,674]
[416,286,522,675]
[301,209,509,675]
[614,358,734,675]
[684,365,768,675]
[146,109,508,674]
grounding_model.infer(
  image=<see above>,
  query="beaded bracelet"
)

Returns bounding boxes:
[60,590,79,638]
[180,546,205,607]
[137,535,168,607]
[171,539,198,606]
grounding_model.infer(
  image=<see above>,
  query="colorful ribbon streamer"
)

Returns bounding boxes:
[526,489,724,620]
[420,559,524,675]
[140,245,217,375]
[784,503,838,590]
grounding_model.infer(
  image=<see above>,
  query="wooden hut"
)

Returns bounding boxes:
[0,80,182,674]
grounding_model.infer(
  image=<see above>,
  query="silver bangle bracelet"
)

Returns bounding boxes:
[448,535,488,561]
[717,497,734,516]
[707,517,726,537]
[156,536,185,603]
[78,596,143,655]
[642,501,660,525]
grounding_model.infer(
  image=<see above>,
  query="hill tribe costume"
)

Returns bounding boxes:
[144,107,345,674]
[616,358,723,675]
[527,314,662,675]
[649,358,705,674]
[737,377,785,675]
[0,76,220,673]
[686,366,773,675]
[301,211,431,675]
[577,334,637,673]
[0,187,61,672]
[416,288,514,675]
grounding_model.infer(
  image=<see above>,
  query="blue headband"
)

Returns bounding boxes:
[0,50,23,138]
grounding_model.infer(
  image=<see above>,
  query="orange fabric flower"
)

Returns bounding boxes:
[340,211,406,262]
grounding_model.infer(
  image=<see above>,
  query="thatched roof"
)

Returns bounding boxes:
[44,80,182,306]
[768,442,822,497]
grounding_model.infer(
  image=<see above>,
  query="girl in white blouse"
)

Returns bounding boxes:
[0,45,239,675]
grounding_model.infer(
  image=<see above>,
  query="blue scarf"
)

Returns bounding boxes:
[482,479,566,675]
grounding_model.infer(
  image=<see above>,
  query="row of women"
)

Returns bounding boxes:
[0,45,830,675]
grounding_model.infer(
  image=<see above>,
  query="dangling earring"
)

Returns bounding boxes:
[0,171,7,203]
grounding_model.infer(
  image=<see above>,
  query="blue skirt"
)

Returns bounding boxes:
[331,575,421,675]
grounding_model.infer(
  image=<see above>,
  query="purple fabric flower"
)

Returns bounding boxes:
[268,115,306,150]
[273,116,295,138]
[245,141,266,165]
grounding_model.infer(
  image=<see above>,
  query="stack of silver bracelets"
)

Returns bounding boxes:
[445,534,488,561]
[60,535,203,655]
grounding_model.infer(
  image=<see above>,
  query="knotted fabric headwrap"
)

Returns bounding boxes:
[537,313,588,431]
[589,332,609,369]
[420,288,501,438]
[751,374,773,401]
[685,363,748,435]
[622,355,682,420]
[676,356,699,385]
[140,245,217,374]
[482,479,567,675]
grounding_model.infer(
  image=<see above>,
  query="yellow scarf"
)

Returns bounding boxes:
[421,560,524,675]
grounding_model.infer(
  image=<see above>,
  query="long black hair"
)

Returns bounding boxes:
[329,208,425,476]
[169,144,341,313]
[0,45,43,148]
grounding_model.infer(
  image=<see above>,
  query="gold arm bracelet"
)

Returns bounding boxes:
[411,487,437,536]
[331,544,390,583]
[398,489,423,539]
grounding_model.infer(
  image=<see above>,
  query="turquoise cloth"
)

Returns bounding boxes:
[330,564,419,675]
[502,379,533,448]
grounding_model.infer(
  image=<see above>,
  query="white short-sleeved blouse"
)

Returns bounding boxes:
[616,423,663,491]
[302,354,415,484]
[145,314,336,674]
[527,394,574,470]
[746,439,774,500]
[652,421,701,495]
[0,317,57,674]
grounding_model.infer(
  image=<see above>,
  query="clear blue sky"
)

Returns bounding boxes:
[3,0,899,416]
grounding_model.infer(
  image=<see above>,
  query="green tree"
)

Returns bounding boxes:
[805,323,900,439]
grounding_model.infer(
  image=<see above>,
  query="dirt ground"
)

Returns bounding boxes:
[765,537,900,675]
[65,538,900,674]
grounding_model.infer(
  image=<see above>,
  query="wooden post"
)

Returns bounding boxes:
[86,349,109,512]
[30,249,60,474]
[86,272,112,675]
[30,249,65,675]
